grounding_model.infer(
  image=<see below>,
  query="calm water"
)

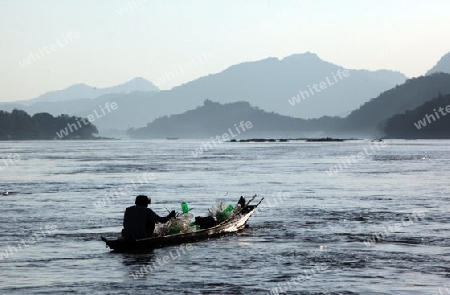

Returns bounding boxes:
[0,140,449,295]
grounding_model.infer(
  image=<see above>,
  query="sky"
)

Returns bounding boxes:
[0,0,449,102]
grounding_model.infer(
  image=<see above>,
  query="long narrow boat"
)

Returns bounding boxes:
[101,197,263,252]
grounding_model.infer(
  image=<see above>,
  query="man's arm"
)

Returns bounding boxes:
[149,209,175,223]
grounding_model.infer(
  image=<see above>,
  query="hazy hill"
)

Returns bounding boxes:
[121,73,450,139]
[335,73,450,137]
[384,93,450,139]
[127,100,334,139]
[426,52,450,75]
[16,77,159,105]
[153,52,406,120]
[0,53,406,132]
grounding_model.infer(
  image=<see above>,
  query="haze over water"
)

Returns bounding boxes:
[0,140,448,294]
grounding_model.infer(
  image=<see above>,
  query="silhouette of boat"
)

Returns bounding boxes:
[101,196,263,252]
[166,137,179,140]
[306,137,344,142]
[2,191,18,196]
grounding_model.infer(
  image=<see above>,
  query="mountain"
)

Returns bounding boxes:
[19,77,159,105]
[130,73,450,139]
[0,91,159,134]
[383,93,450,139]
[127,99,333,139]
[426,52,450,75]
[152,52,406,120]
[335,73,450,137]
[0,53,406,132]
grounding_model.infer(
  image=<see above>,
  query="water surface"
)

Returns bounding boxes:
[0,140,448,294]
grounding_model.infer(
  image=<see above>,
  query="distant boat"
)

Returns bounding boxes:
[306,137,344,142]
[166,137,179,140]
[2,191,18,196]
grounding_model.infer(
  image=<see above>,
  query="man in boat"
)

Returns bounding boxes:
[122,195,176,240]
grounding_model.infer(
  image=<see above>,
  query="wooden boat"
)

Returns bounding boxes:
[101,196,263,252]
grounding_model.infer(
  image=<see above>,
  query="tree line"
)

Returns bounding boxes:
[0,109,98,140]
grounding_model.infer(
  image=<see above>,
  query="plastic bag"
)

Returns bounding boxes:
[208,201,237,222]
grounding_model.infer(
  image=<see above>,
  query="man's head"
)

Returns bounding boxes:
[135,195,151,207]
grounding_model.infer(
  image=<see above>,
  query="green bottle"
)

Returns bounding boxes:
[216,211,226,221]
[223,205,233,213]
[181,202,189,214]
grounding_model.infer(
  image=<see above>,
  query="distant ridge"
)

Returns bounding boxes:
[129,73,450,139]
[0,52,408,132]
[384,93,450,139]
[21,77,159,105]
[426,52,450,75]
[127,99,327,139]
[162,51,406,119]
[336,73,450,136]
